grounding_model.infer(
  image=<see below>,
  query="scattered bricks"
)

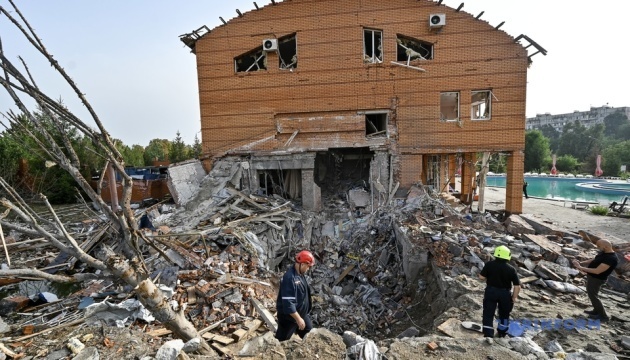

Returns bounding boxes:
[0,296,30,316]
[621,336,630,350]
[187,286,197,305]
[427,342,439,351]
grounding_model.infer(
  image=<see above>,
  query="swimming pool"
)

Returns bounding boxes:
[484,176,627,204]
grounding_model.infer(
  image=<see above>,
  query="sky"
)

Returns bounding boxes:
[0,0,629,147]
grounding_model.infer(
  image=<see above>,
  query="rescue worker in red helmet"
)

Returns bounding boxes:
[275,250,315,341]
[479,245,520,338]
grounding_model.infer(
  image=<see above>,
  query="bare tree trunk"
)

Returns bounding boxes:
[0,2,214,355]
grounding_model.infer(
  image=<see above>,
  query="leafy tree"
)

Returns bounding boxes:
[555,154,579,173]
[191,133,202,159]
[488,153,507,173]
[539,124,560,153]
[602,140,630,177]
[603,111,629,139]
[143,138,170,165]
[169,131,187,164]
[524,130,551,173]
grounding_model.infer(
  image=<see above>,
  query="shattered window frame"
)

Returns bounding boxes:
[235,46,267,73]
[440,92,460,122]
[363,28,383,64]
[364,111,388,137]
[278,33,298,70]
[396,35,433,63]
[471,90,492,120]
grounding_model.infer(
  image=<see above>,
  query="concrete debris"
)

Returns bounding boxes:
[1,172,629,360]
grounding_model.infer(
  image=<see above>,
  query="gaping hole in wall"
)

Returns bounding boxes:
[396,35,433,63]
[365,113,388,137]
[440,92,459,121]
[235,47,267,72]
[471,90,492,120]
[258,169,302,199]
[278,34,297,70]
[363,28,383,64]
[315,148,372,199]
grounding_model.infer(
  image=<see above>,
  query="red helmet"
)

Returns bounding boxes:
[295,250,315,266]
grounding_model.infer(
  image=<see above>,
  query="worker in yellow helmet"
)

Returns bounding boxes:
[479,245,521,338]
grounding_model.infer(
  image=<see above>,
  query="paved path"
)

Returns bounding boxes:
[479,186,629,244]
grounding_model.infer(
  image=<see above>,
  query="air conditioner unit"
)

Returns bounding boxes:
[262,39,278,51]
[429,14,446,28]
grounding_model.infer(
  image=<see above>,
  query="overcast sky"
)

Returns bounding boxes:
[1,0,628,147]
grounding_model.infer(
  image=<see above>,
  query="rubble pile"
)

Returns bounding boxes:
[1,172,630,359]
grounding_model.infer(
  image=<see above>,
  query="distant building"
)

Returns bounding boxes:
[526,105,630,132]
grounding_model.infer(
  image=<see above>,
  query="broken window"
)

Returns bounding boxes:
[440,92,459,122]
[365,112,387,137]
[396,35,433,63]
[235,47,267,72]
[258,169,301,199]
[471,90,492,120]
[278,34,297,70]
[363,28,383,64]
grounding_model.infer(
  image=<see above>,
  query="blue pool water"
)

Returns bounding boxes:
[485,176,627,204]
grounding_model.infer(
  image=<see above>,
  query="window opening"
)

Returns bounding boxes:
[235,47,266,72]
[363,29,383,64]
[279,34,298,70]
[440,92,459,122]
[365,113,388,137]
[396,35,433,63]
[426,155,441,189]
[471,90,492,120]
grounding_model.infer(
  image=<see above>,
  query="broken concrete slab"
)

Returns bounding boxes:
[167,159,207,207]
[348,189,370,209]
[504,215,535,236]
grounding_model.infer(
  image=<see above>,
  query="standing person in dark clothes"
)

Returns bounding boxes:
[572,239,619,322]
[275,250,315,341]
[479,245,521,338]
[523,181,529,199]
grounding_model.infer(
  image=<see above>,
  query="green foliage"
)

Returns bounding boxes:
[555,154,579,173]
[143,139,170,165]
[539,124,560,153]
[169,131,188,164]
[590,205,609,216]
[524,130,551,173]
[603,111,629,139]
[602,140,630,177]
[191,134,202,159]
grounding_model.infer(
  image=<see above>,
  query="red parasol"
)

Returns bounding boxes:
[550,154,557,175]
[595,155,603,177]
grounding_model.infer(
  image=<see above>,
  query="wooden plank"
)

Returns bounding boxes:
[210,343,233,356]
[250,298,278,333]
[202,333,234,345]
[147,328,172,337]
[333,264,355,287]
[225,187,267,210]
[187,286,197,305]
[519,276,539,284]
[231,328,248,342]
[523,234,563,256]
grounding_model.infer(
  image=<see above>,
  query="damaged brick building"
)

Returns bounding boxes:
[181,0,545,214]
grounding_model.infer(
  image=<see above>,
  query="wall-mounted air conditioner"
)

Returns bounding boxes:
[429,14,446,28]
[262,39,278,51]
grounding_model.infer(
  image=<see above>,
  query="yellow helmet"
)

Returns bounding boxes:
[494,245,511,260]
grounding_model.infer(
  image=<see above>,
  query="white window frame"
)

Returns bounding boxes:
[471,90,492,120]
[363,28,383,64]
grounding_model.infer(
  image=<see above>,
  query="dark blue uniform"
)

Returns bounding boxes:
[480,259,520,337]
[275,265,313,340]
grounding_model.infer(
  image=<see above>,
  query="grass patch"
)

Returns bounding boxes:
[590,205,609,216]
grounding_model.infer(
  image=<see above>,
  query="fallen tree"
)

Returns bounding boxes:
[0,1,213,355]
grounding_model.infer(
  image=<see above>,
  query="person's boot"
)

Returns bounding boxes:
[583,309,597,315]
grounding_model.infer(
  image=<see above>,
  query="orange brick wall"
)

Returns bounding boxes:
[194,0,528,212]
